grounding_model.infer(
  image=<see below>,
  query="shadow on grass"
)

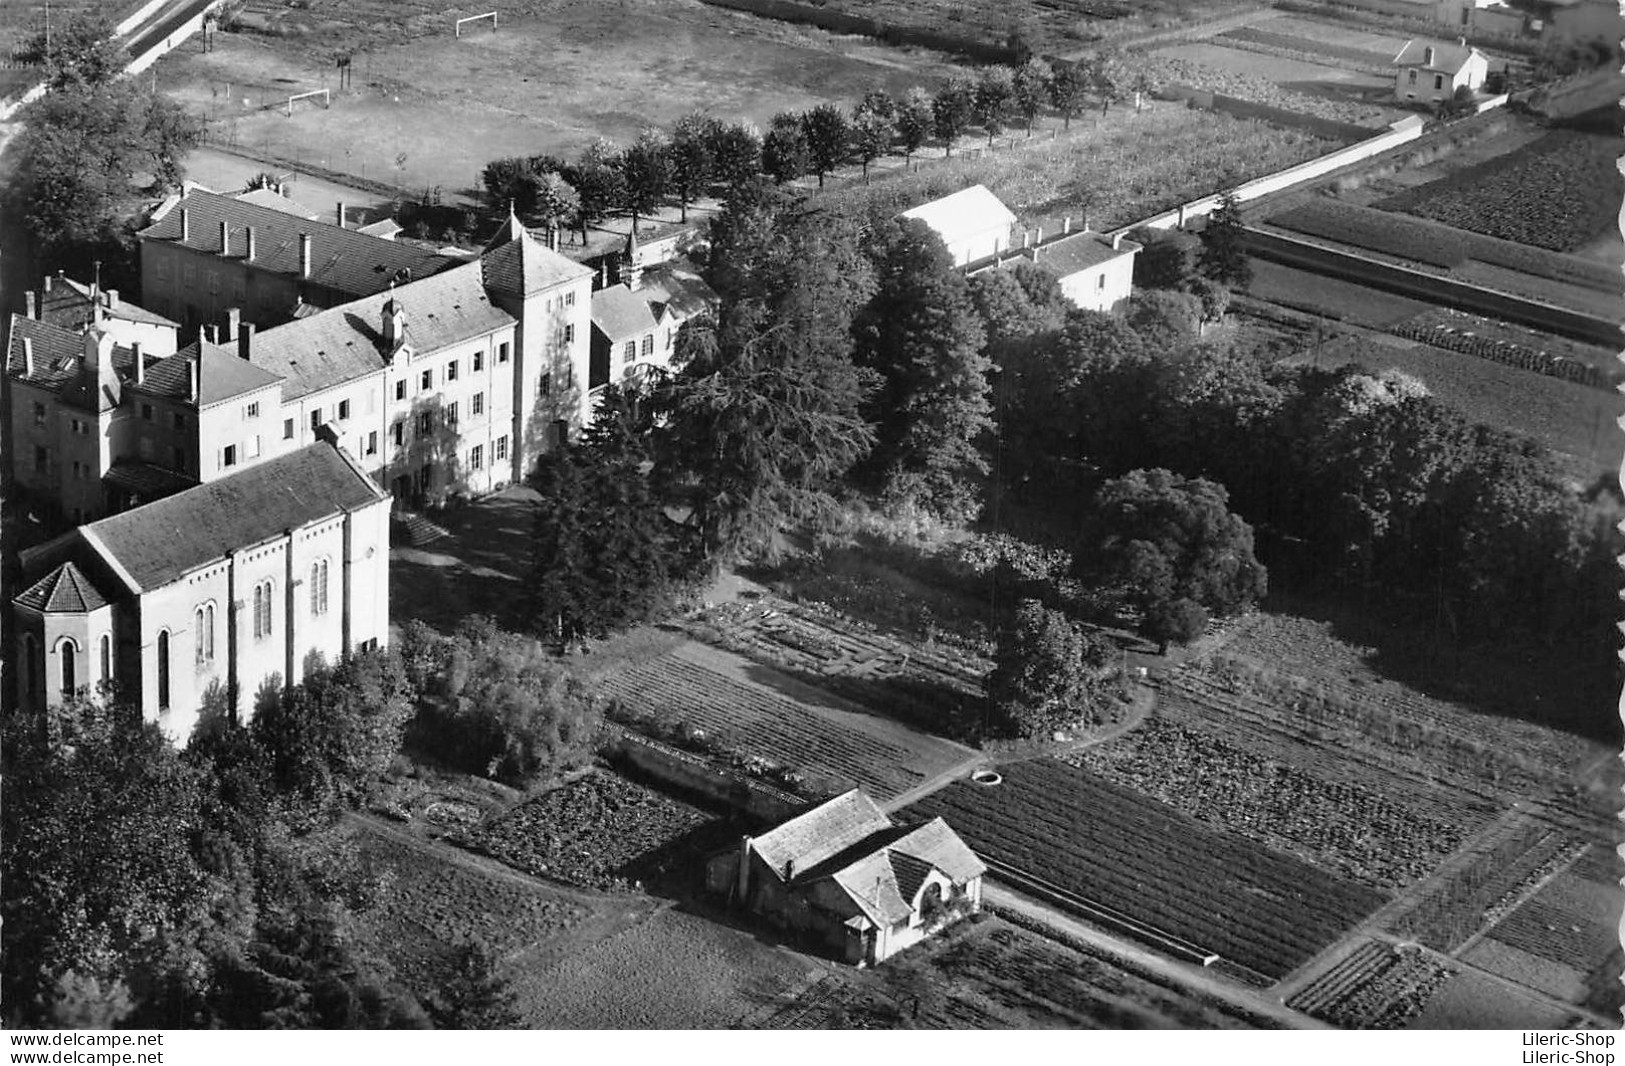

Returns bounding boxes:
[736,660,984,747]
[391,488,540,634]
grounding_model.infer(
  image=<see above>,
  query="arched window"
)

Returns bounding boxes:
[254,581,274,639]
[100,634,111,684]
[194,603,215,664]
[310,559,329,616]
[59,639,77,698]
[156,630,171,710]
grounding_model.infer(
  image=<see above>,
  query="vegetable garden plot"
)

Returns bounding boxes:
[1245,258,1432,328]
[1287,940,1456,1028]
[908,759,1388,980]
[1218,27,1395,75]
[600,652,968,801]
[1269,201,1469,268]
[1378,131,1625,253]
[459,772,724,890]
[1067,711,1470,889]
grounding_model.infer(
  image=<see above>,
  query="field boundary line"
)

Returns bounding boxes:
[1450,839,1588,960]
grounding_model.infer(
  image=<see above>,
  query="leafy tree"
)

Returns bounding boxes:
[481,155,551,219]
[1131,70,1155,112]
[562,139,625,244]
[987,600,1117,737]
[1047,61,1086,129]
[1123,289,1203,351]
[530,444,595,642]
[668,111,720,221]
[973,66,1015,145]
[850,99,895,181]
[19,14,124,90]
[1012,58,1050,131]
[895,87,935,163]
[708,121,763,190]
[425,938,522,1029]
[1197,191,1252,288]
[1083,50,1127,113]
[762,112,811,184]
[932,75,976,157]
[1083,469,1267,651]
[618,127,670,234]
[656,184,875,562]
[859,88,896,122]
[1129,226,1199,290]
[531,172,580,239]
[968,264,1067,352]
[1188,277,1231,324]
[801,103,851,188]
[853,218,990,520]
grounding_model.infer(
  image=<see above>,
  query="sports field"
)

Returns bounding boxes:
[153,0,964,196]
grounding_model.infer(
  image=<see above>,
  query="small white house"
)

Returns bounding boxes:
[1393,38,1490,105]
[900,185,1019,267]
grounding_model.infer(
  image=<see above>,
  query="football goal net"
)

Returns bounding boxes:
[285,88,330,116]
[454,11,497,37]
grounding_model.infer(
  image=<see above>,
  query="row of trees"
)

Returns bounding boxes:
[478,53,1148,241]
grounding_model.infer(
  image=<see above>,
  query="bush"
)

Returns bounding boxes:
[986,599,1117,737]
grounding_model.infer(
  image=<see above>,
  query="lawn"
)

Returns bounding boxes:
[907,759,1388,981]
[1245,258,1431,328]
[1145,42,1403,127]
[154,0,966,197]
[1378,130,1625,253]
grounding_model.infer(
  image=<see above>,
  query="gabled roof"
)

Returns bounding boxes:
[889,817,987,883]
[480,217,594,297]
[139,189,453,298]
[1027,231,1141,277]
[82,442,386,591]
[132,339,284,407]
[750,790,893,880]
[1393,38,1482,73]
[13,561,112,614]
[233,187,320,219]
[816,817,987,928]
[6,316,141,395]
[357,218,403,240]
[246,260,514,400]
[640,260,718,321]
[591,284,659,342]
[901,185,1019,242]
[39,277,178,330]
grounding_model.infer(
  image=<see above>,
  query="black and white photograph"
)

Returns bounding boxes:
[0,0,1620,1044]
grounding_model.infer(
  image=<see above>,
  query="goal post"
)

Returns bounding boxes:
[454,11,497,37]
[285,88,330,116]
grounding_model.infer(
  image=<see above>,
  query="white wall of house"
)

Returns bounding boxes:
[1059,255,1138,313]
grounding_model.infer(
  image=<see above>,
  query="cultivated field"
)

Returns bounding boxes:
[1378,130,1625,254]
[154,0,965,196]
[756,916,1272,1029]
[1245,259,1430,328]
[597,644,975,801]
[907,759,1388,982]
[1143,38,1406,127]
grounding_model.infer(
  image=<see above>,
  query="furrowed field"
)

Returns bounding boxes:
[908,759,1388,981]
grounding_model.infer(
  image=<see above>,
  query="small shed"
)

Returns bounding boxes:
[1393,38,1490,105]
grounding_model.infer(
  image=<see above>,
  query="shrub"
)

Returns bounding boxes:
[986,599,1117,737]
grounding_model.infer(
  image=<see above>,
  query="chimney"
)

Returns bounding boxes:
[547,227,559,252]
[245,226,257,262]
[1112,232,1124,250]
[299,233,313,278]
[197,325,207,347]
[23,291,34,319]
[187,358,198,403]
[598,260,609,289]
[205,324,217,345]
[1177,204,1187,230]
[336,201,346,229]
[226,306,241,343]
[238,322,255,361]
[21,337,33,376]
[180,206,190,243]
[42,274,53,293]
[1021,230,1031,249]
[1063,216,1072,234]
[219,220,230,256]
[132,341,144,384]
[1083,210,1092,233]
[1035,226,1043,245]
[104,288,119,310]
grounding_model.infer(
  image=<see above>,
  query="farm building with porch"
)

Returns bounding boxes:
[705,790,986,966]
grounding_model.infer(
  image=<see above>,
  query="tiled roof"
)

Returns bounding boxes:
[819,817,985,926]
[104,460,198,500]
[233,187,320,219]
[6,316,143,395]
[889,817,987,882]
[132,339,285,406]
[829,850,914,926]
[1027,232,1140,277]
[13,561,112,614]
[40,277,178,330]
[901,184,1018,243]
[591,284,658,343]
[246,260,515,400]
[139,189,454,298]
[480,222,594,297]
[1393,38,1480,73]
[357,218,403,239]
[83,442,386,591]
[640,260,718,321]
[750,790,894,880]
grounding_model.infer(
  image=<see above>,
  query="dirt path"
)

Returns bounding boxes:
[982,883,1332,1030]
